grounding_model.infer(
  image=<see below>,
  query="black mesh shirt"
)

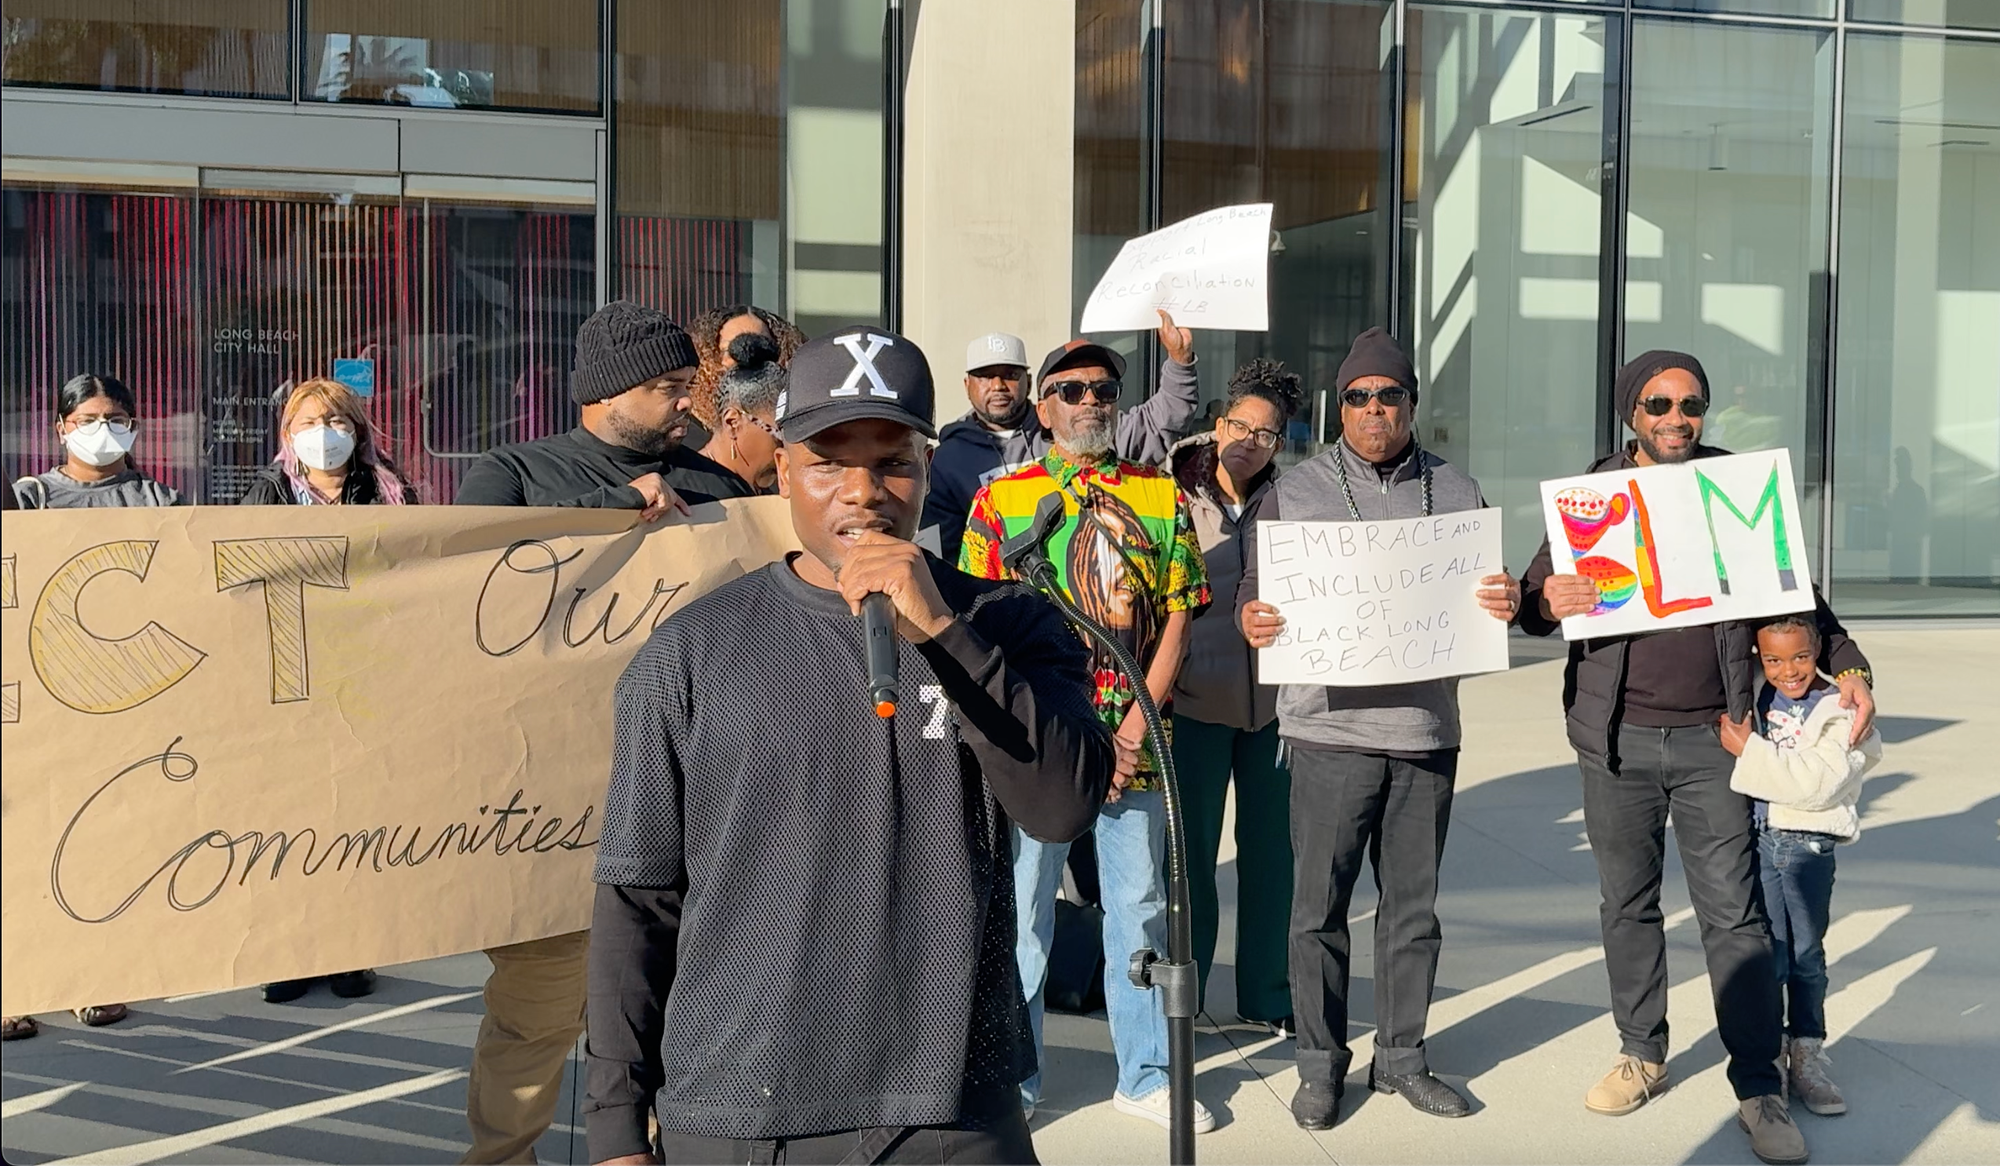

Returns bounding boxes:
[584,555,1112,1158]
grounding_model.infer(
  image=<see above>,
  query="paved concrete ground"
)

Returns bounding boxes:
[4,628,1994,1165]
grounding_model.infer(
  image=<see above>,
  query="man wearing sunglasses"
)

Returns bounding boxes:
[921,312,1202,565]
[1235,327,1522,1132]
[1517,350,1874,1166]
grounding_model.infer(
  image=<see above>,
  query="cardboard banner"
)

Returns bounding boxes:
[0,498,798,1016]
[1079,203,1274,333]
[1538,449,1814,641]
[1255,510,1509,686]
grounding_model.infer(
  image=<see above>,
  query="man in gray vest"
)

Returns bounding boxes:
[1235,327,1520,1132]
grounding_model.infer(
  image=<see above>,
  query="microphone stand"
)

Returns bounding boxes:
[1010,546,1199,1166]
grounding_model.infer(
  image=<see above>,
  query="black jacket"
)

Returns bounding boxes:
[237,462,418,506]
[1518,443,1870,765]
[454,427,750,508]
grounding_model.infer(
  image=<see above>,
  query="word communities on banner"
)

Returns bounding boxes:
[1256,510,1509,686]
[1539,448,1815,641]
[1079,203,1273,333]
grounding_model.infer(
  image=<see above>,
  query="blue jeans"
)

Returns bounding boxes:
[1014,790,1169,1104]
[1757,828,1838,1041]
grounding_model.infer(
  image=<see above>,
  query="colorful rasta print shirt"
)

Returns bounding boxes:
[959,451,1210,785]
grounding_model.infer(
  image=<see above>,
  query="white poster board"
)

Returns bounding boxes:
[1255,510,1509,686]
[1079,203,1273,333]
[1538,449,1815,641]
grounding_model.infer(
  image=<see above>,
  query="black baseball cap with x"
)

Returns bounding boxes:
[777,326,938,443]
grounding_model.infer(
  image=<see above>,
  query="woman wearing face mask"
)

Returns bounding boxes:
[238,377,417,507]
[11,373,183,509]
[698,331,786,494]
[1165,358,1305,1039]
[239,377,411,1003]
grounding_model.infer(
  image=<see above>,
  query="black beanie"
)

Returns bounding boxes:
[1614,349,1710,425]
[1336,327,1418,397]
[570,301,698,405]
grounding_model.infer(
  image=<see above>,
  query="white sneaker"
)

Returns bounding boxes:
[1113,1087,1216,1133]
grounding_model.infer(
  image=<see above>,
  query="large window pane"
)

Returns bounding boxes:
[1402,6,1611,572]
[1160,0,1393,462]
[615,0,886,350]
[1849,1,2000,30]
[1636,0,1834,18]
[1072,0,1146,367]
[1830,34,2000,614]
[1,2,288,98]
[1624,20,1832,533]
[305,0,600,113]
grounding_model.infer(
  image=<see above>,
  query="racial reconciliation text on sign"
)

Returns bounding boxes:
[1255,510,1509,686]
[0,499,798,1016]
[1538,449,1814,641]
[1078,203,1274,333]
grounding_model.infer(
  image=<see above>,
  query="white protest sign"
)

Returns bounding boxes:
[1255,509,1509,686]
[1079,203,1273,333]
[1538,448,1814,641]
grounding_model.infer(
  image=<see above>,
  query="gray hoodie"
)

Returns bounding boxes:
[13,468,185,509]
[1234,438,1486,754]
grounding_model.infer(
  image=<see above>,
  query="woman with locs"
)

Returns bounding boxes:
[4,372,180,1040]
[1167,358,1304,1039]
[241,375,416,1002]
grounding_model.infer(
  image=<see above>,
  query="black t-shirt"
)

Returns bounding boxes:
[1621,624,1727,728]
[583,555,1112,1156]
[453,426,750,508]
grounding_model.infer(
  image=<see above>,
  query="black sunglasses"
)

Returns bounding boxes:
[1048,379,1122,406]
[1638,395,1709,418]
[1339,386,1412,409]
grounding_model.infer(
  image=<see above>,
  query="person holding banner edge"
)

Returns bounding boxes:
[583,326,1114,1164]
[1516,349,1874,1166]
[1237,327,1520,1131]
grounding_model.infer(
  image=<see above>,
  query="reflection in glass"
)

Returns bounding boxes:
[305,1,599,113]
[1,3,288,98]
[1831,34,1998,614]
[1158,0,1392,464]
[1072,0,1147,374]
[1848,1,2000,30]
[1624,19,1832,539]
[1403,6,1611,571]
[1634,0,1833,18]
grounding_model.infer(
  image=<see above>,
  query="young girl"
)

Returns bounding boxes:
[12,373,183,509]
[1720,614,1883,1116]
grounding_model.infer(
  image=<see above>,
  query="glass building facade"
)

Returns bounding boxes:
[2,0,1993,614]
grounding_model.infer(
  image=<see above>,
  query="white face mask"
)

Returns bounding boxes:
[292,425,357,472]
[63,420,137,467]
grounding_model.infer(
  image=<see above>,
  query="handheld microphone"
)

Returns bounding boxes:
[999,492,1071,576]
[862,592,898,718]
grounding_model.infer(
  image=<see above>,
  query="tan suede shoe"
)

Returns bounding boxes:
[1739,1094,1810,1164]
[1584,1053,1671,1115]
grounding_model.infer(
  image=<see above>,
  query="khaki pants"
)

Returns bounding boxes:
[461,930,589,1165]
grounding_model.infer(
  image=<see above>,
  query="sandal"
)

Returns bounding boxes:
[1,1016,37,1041]
[73,1003,128,1027]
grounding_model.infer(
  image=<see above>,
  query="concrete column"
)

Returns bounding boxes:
[903,0,1076,422]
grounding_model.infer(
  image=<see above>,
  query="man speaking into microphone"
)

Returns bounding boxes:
[584,327,1118,1166]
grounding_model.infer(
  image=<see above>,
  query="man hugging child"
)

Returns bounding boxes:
[1720,614,1883,1118]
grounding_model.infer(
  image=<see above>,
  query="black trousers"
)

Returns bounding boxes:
[1579,723,1782,1100]
[654,1105,1038,1166]
[1288,744,1457,1084]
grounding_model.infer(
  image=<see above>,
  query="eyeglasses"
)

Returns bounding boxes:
[1339,386,1412,409]
[65,417,134,434]
[1638,395,1708,418]
[1048,379,1122,406]
[1221,416,1282,450]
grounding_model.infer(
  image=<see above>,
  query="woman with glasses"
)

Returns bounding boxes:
[698,331,786,494]
[239,376,412,1004]
[10,373,183,509]
[1166,358,1304,1041]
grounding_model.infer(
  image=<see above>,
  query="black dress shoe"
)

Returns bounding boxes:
[328,970,378,998]
[1369,1067,1471,1117]
[1291,1080,1342,1130]
[263,979,312,1004]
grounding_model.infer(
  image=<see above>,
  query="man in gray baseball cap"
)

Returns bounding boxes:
[921,312,1202,564]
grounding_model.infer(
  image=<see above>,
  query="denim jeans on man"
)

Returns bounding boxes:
[1579,723,1783,1099]
[1757,828,1837,1041]
[1014,790,1170,1105]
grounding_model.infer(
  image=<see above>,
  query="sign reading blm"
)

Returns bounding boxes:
[1538,449,1815,641]
[1256,509,1509,686]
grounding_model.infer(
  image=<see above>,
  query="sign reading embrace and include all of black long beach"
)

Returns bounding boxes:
[0,498,797,1016]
